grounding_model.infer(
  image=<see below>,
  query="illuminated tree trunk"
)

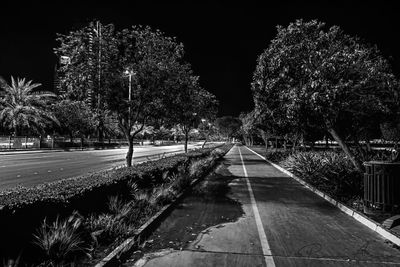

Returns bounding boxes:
[126,135,134,167]
[184,128,189,153]
[327,127,363,172]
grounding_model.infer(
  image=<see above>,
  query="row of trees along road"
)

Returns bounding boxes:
[0,21,218,167]
[247,20,400,172]
[56,23,218,166]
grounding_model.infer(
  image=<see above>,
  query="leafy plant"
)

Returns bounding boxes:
[86,214,133,245]
[107,195,131,219]
[0,77,58,135]
[0,144,233,266]
[152,185,175,206]
[33,213,86,264]
[280,151,363,201]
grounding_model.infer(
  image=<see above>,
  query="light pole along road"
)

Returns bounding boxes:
[0,142,206,190]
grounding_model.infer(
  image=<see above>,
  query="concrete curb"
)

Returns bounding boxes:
[95,177,202,267]
[245,146,400,247]
[95,146,232,267]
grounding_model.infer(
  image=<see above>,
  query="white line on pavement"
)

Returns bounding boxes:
[238,146,276,267]
[245,146,267,160]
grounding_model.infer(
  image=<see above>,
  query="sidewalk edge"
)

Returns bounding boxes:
[95,145,233,267]
[95,178,202,267]
[245,146,400,247]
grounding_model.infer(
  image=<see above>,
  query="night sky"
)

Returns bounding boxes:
[1,1,399,116]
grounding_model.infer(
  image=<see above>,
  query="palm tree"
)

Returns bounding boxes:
[0,76,58,136]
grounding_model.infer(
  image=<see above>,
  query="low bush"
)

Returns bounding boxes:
[280,151,363,202]
[265,149,293,163]
[0,143,233,265]
[33,212,88,265]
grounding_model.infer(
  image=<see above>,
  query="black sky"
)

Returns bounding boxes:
[1,1,400,116]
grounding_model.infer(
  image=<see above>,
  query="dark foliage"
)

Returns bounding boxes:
[0,143,233,265]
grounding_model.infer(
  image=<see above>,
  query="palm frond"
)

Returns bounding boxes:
[0,76,57,134]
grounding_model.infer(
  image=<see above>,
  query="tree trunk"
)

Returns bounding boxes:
[184,130,189,153]
[14,126,19,137]
[365,139,372,153]
[201,136,208,149]
[126,136,134,167]
[98,116,104,144]
[259,130,268,150]
[325,135,329,148]
[327,128,364,172]
[80,137,84,150]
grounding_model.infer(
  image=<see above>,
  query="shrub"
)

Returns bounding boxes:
[33,213,86,264]
[107,196,131,219]
[265,149,293,163]
[86,213,133,245]
[0,143,233,265]
[281,151,363,201]
[151,185,175,206]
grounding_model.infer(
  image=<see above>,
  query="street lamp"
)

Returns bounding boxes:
[124,69,135,126]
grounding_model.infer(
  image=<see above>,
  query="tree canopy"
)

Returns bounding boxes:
[55,21,217,166]
[0,77,58,136]
[252,19,399,171]
[215,116,241,140]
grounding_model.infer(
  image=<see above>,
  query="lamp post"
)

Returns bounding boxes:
[124,69,135,127]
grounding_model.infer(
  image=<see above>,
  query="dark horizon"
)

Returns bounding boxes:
[1,1,400,116]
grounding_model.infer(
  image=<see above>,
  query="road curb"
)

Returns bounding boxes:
[95,177,202,267]
[94,146,232,267]
[245,146,400,247]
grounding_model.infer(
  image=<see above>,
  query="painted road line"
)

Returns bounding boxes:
[245,146,400,247]
[238,146,276,267]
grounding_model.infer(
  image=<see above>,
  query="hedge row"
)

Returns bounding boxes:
[0,144,232,261]
[265,149,363,203]
[0,146,221,213]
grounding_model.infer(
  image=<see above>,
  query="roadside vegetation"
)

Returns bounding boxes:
[238,19,400,217]
[0,143,232,265]
[0,21,219,165]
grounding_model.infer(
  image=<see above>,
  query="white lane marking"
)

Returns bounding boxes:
[245,146,267,160]
[238,146,276,267]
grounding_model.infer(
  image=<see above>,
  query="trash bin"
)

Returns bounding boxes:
[364,161,400,214]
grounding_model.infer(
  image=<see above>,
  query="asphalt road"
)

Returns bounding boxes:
[0,142,205,190]
[126,145,400,267]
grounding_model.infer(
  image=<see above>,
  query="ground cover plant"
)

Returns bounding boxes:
[279,150,363,203]
[0,143,233,266]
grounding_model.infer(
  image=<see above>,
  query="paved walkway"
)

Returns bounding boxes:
[126,145,400,267]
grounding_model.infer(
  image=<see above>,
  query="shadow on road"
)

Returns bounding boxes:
[125,161,244,264]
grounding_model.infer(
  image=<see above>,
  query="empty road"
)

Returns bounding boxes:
[0,143,207,190]
[126,145,400,266]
